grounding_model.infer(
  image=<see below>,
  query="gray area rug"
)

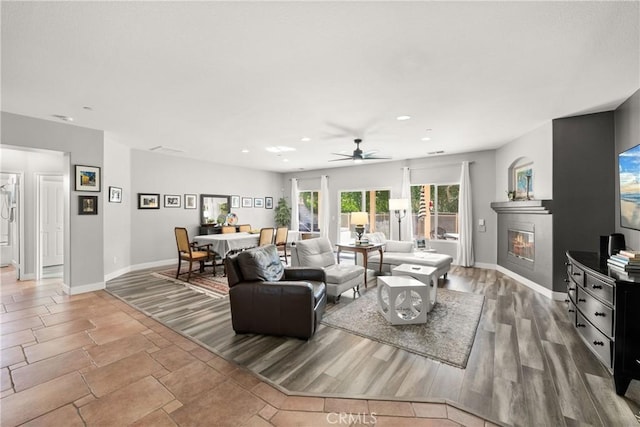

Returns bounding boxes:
[322,288,484,368]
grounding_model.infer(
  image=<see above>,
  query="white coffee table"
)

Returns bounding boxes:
[377,275,429,325]
[391,264,438,312]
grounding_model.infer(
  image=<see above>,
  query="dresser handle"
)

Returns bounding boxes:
[569,287,575,291]
[578,298,586,302]
[568,309,575,313]
[593,341,604,346]
[577,323,586,328]
[573,272,582,276]
[564,299,569,303]
[591,284,602,289]
[565,262,570,266]
[594,312,605,317]
[564,279,570,283]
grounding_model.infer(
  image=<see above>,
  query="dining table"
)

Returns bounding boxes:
[194,232,260,258]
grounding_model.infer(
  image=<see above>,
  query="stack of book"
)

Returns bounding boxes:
[607,250,640,272]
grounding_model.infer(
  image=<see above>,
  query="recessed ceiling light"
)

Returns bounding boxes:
[283,158,289,162]
[266,146,296,153]
[421,137,431,141]
[300,137,311,142]
[241,149,249,153]
[396,115,411,121]
[52,114,73,122]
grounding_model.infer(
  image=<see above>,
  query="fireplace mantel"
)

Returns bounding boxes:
[490,200,552,214]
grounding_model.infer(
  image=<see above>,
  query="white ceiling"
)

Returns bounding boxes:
[2,1,638,172]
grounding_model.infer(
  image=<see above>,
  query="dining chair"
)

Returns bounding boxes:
[259,227,275,246]
[238,224,251,232]
[274,227,289,264]
[174,227,213,282]
[221,225,237,234]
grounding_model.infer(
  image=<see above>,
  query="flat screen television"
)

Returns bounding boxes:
[619,143,640,231]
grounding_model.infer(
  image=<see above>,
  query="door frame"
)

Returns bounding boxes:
[35,173,64,280]
[0,171,24,280]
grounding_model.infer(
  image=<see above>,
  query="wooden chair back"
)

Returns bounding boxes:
[175,227,192,256]
[259,228,275,246]
[238,224,251,232]
[275,227,288,245]
[221,226,237,234]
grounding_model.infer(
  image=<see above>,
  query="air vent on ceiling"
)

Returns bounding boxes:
[149,146,184,154]
[428,150,445,155]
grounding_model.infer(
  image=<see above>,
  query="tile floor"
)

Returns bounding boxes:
[0,267,497,426]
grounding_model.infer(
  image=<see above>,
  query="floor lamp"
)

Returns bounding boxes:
[389,198,409,240]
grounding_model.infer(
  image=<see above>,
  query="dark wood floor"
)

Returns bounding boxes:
[107,266,640,427]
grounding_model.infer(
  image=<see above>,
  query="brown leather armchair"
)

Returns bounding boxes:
[225,244,326,339]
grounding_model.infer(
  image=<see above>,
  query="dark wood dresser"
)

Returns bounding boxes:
[565,251,640,396]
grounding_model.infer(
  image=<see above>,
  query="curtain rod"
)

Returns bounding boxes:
[288,176,328,181]
[404,161,475,171]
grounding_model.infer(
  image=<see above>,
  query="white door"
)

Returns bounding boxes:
[40,176,64,267]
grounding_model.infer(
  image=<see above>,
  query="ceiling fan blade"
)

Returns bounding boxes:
[363,155,392,160]
[363,150,379,156]
[330,152,354,158]
[328,157,356,162]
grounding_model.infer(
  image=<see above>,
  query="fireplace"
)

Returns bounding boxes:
[508,229,535,262]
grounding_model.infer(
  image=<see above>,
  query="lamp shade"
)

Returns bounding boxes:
[350,211,369,225]
[389,198,409,211]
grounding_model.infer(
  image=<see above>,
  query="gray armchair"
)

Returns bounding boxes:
[225,244,326,339]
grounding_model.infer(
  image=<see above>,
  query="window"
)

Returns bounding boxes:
[411,184,459,241]
[339,189,390,243]
[298,190,319,232]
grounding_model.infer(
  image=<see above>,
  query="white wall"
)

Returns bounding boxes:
[103,137,132,277]
[129,149,283,267]
[283,150,497,265]
[0,147,65,277]
[495,122,553,201]
[1,112,105,293]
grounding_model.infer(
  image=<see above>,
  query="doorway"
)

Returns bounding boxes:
[0,173,20,278]
[37,174,64,279]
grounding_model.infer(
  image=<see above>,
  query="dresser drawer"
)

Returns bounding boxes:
[584,274,614,305]
[569,265,585,287]
[576,312,613,370]
[576,288,613,337]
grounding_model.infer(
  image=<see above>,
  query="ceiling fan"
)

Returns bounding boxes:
[329,139,391,163]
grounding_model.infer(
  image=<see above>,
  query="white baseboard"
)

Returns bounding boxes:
[62,281,105,295]
[473,262,496,270]
[104,259,175,282]
[495,265,567,301]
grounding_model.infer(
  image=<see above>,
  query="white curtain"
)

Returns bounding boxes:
[400,167,414,241]
[319,175,330,238]
[290,178,299,232]
[457,161,474,266]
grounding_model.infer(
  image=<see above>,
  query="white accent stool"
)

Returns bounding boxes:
[392,264,438,312]
[377,275,429,325]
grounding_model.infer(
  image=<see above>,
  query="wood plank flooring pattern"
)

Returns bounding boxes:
[106,267,640,427]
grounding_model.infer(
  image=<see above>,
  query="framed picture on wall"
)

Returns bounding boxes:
[254,198,264,208]
[241,197,253,208]
[138,193,160,209]
[231,195,240,209]
[108,186,122,203]
[164,194,181,208]
[184,194,197,209]
[265,197,273,209]
[75,165,101,192]
[79,195,98,215]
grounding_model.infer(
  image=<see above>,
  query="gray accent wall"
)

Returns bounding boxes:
[129,149,283,267]
[1,111,105,291]
[282,150,497,265]
[552,111,615,292]
[615,89,640,251]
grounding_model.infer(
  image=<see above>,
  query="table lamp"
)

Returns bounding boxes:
[350,211,369,244]
[389,198,409,240]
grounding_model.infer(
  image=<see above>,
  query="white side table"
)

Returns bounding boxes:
[377,276,429,325]
[391,264,438,312]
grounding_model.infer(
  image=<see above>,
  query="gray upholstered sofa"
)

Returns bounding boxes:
[363,232,453,279]
[290,237,364,302]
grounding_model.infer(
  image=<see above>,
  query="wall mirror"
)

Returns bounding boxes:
[200,194,231,225]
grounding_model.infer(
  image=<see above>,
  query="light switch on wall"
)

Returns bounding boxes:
[478,218,485,226]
